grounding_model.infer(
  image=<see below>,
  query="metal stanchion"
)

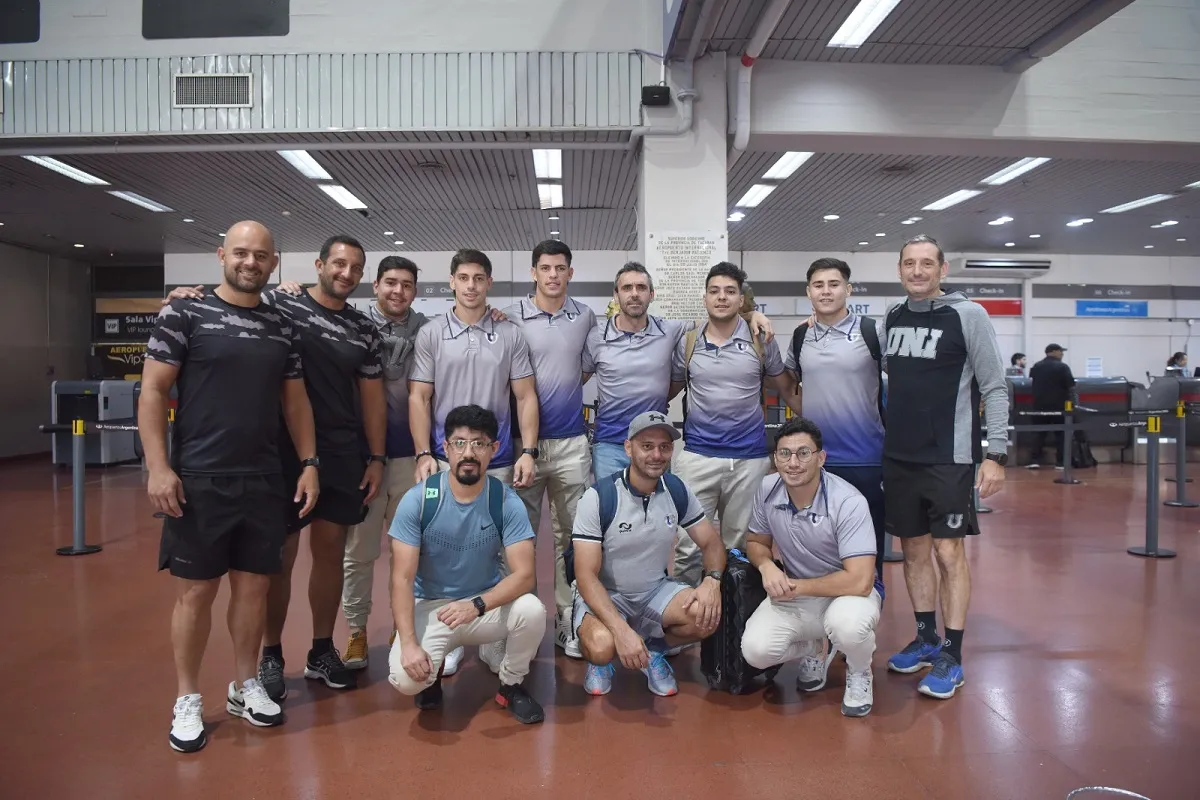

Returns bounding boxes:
[52,420,103,557]
[1164,401,1198,508]
[1125,416,1176,559]
[1055,400,1082,485]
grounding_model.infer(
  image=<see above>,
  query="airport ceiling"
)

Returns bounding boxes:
[0,133,1199,262]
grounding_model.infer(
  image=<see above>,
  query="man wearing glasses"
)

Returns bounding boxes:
[740,417,881,717]
[387,405,546,725]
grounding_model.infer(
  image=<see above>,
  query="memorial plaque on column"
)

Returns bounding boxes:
[646,231,725,321]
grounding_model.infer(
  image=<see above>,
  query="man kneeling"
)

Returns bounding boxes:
[387,404,547,724]
[572,411,725,697]
[740,417,881,717]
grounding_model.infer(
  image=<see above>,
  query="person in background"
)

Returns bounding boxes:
[1028,344,1076,470]
[1008,353,1026,377]
[1167,352,1188,373]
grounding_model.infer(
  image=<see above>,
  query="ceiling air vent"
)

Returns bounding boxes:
[173,73,253,108]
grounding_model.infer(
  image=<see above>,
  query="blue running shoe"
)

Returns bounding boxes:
[887,638,941,674]
[584,663,615,696]
[917,652,965,699]
[642,652,678,697]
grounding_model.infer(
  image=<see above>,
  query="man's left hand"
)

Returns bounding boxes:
[748,310,775,343]
[976,458,1005,499]
[360,459,385,504]
[512,453,537,489]
[686,579,723,633]
[436,600,479,629]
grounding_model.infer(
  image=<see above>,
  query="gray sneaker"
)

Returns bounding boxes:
[642,651,678,697]
[842,668,874,717]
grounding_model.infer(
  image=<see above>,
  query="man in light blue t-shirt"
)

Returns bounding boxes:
[387,404,547,725]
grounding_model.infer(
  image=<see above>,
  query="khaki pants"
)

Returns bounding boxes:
[672,449,771,586]
[388,593,547,693]
[515,435,591,615]
[740,590,882,674]
[342,456,416,631]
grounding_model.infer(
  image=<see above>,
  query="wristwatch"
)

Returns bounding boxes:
[416,450,434,462]
[704,570,723,583]
[472,596,487,617]
[300,457,320,469]
[367,454,386,464]
[521,447,540,459]
[985,452,1008,467]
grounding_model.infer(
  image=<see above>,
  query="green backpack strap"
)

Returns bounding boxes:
[487,475,505,539]
[419,473,443,534]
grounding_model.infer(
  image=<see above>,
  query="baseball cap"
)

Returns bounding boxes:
[627,410,681,441]
[1045,343,1067,353]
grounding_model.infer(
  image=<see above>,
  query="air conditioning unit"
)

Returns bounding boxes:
[948,258,1052,279]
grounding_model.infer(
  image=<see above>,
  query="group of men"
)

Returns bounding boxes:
[140,221,1009,753]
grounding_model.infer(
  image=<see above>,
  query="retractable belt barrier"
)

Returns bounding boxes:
[38,410,175,557]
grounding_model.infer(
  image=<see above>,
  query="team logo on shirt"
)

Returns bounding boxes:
[486,331,497,343]
[665,514,676,527]
[736,341,747,352]
[886,326,944,359]
[619,522,632,532]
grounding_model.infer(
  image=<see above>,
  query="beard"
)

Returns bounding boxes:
[318,271,354,300]
[224,265,269,293]
[455,460,482,485]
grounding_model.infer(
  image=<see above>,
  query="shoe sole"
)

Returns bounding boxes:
[169,732,207,753]
[917,678,965,700]
[841,703,873,717]
[887,659,934,674]
[494,692,545,724]
[646,681,678,697]
[343,658,368,671]
[797,677,827,693]
[303,668,354,689]
[225,701,284,727]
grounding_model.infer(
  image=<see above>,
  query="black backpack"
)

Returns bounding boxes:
[790,315,886,422]
[699,549,782,694]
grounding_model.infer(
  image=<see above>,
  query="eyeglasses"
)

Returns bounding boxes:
[774,447,818,463]
[447,438,494,453]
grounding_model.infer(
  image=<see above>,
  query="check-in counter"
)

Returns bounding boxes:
[1075,377,1135,448]
[1179,378,1200,445]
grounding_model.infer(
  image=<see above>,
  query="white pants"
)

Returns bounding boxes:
[672,449,771,585]
[342,456,416,631]
[740,590,881,673]
[515,435,591,615]
[388,593,547,694]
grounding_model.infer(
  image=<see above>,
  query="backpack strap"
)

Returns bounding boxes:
[858,316,886,426]
[596,472,620,537]
[790,322,810,382]
[418,473,443,534]
[661,472,690,524]
[486,475,505,539]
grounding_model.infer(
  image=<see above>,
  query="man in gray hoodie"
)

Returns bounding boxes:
[880,234,1008,702]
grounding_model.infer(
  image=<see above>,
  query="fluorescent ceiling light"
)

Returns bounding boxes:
[1144,245,1154,249]
[1151,220,1178,228]
[1178,238,1187,242]
[900,216,922,225]
[988,216,1013,226]
[548,215,560,220]
[921,189,983,211]
[857,241,869,246]
[23,155,109,185]
[182,218,194,223]
[383,230,395,236]
[550,230,560,235]
[1004,242,1015,247]
[1066,218,1093,227]
[537,183,564,209]
[735,184,776,208]
[74,243,84,248]
[762,152,814,180]
[828,0,904,48]
[1186,181,1200,189]
[532,149,562,180]
[874,232,886,237]
[727,211,746,222]
[318,184,368,210]
[1029,234,1041,238]
[107,190,174,212]
[823,214,840,220]
[278,150,332,180]
[393,240,403,245]
[1100,194,1174,213]
[980,157,1051,186]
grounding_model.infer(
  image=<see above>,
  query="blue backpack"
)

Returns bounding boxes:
[563,470,690,584]
[419,473,505,538]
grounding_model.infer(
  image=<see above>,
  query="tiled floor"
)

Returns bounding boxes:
[2,459,1198,799]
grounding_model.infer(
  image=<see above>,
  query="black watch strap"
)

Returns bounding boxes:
[368,454,386,464]
[472,596,486,616]
[522,447,540,459]
[416,450,434,461]
[985,452,1008,467]
[300,457,320,469]
[704,570,723,583]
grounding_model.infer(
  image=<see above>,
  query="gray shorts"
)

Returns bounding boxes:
[572,577,689,640]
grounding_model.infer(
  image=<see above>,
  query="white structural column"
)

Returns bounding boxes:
[638,52,729,322]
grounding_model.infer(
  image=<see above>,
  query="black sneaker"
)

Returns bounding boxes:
[258,653,288,702]
[415,676,443,710]
[304,647,356,689]
[495,683,544,725]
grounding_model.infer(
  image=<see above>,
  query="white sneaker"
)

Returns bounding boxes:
[169,693,206,753]
[842,667,874,717]
[226,678,284,727]
[796,642,829,693]
[479,639,506,674]
[442,646,465,677]
[555,611,582,659]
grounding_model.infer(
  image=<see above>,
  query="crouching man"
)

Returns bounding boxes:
[572,411,726,697]
[387,404,547,724]
[740,418,881,717]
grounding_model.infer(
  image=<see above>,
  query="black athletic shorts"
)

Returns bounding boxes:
[158,473,288,580]
[824,465,885,577]
[882,457,979,539]
[281,449,369,533]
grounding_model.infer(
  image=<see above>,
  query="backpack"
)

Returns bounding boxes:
[699,548,782,694]
[790,315,885,422]
[419,473,505,538]
[563,471,691,584]
[682,320,767,419]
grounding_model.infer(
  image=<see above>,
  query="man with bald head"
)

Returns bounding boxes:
[167,232,387,703]
[142,220,320,753]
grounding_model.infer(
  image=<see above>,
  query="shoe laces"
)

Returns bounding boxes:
[799,654,824,676]
[346,633,368,660]
[314,648,347,672]
[259,654,284,681]
[928,652,958,679]
[242,679,271,707]
[647,652,673,682]
[845,669,872,696]
[900,638,931,655]
[174,694,203,722]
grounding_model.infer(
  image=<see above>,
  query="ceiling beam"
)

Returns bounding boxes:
[1003,0,1138,74]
